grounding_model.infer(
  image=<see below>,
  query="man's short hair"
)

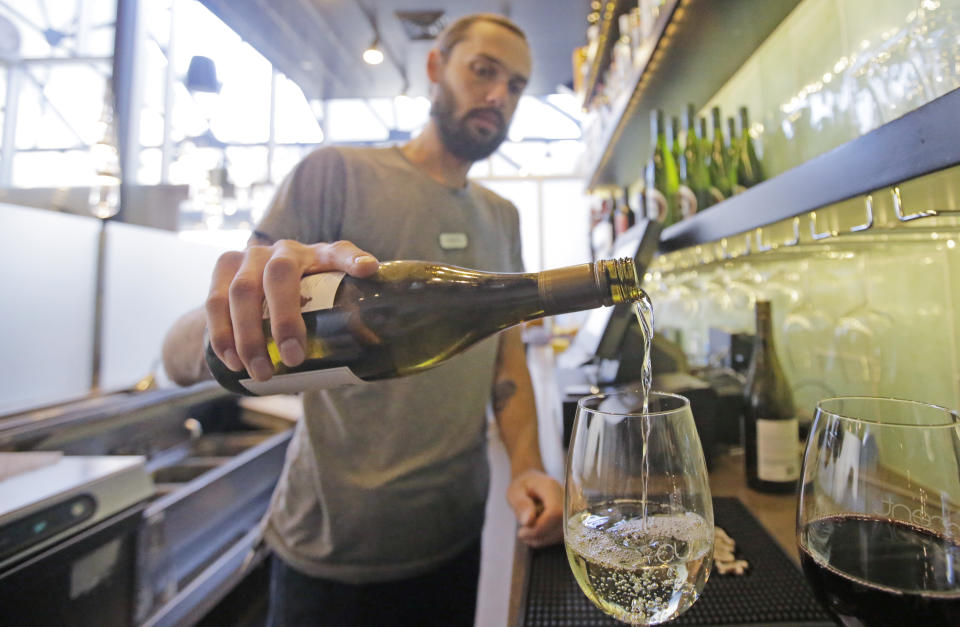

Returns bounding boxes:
[435,13,527,57]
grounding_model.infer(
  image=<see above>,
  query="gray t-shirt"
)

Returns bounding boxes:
[256,146,524,583]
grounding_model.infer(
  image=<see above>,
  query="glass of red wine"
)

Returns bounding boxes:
[797,397,960,626]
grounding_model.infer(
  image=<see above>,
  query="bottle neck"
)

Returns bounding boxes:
[753,302,775,354]
[537,259,643,315]
[651,110,664,149]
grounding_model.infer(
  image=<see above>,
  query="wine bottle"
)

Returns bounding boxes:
[645,109,680,226]
[708,106,732,200]
[697,115,723,208]
[613,187,635,236]
[736,106,765,188]
[726,116,745,194]
[682,104,711,214]
[673,115,696,221]
[206,258,646,395]
[743,300,800,494]
[670,116,683,168]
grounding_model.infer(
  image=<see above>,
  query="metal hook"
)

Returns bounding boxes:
[850,195,875,232]
[755,227,772,252]
[719,238,731,260]
[785,217,801,246]
[757,217,800,251]
[893,186,937,222]
[810,210,837,240]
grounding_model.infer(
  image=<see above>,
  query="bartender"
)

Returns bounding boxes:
[162,13,562,627]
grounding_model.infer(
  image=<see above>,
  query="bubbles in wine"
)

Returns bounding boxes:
[566,501,712,624]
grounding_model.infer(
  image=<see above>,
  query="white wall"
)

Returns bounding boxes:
[0,204,101,413]
[0,205,231,414]
[100,221,230,391]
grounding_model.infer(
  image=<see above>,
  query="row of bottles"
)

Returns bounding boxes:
[575,0,669,109]
[644,104,765,227]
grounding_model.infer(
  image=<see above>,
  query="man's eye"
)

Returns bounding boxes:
[509,80,524,95]
[472,63,496,78]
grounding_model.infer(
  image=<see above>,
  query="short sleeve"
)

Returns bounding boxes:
[506,202,525,273]
[254,147,347,244]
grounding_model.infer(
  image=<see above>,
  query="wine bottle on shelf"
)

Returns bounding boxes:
[726,116,745,195]
[613,187,635,236]
[645,109,680,226]
[206,258,646,396]
[736,106,765,188]
[670,116,683,169]
[674,115,697,221]
[743,300,800,494]
[683,104,711,214]
[708,106,732,200]
[698,115,724,208]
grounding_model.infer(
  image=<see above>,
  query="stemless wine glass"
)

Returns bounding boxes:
[564,391,714,625]
[797,397,960,626]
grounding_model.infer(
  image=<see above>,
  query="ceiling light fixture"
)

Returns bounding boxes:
[362,37,384,65]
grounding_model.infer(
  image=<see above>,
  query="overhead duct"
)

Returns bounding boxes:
[394,10,445,41]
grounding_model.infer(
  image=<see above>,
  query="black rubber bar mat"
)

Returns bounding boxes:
[521,497,836,626]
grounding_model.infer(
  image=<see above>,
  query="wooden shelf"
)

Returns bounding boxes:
[583,0,801,191]
[658,88,960,251]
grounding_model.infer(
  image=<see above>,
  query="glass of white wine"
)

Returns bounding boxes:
[564,390,714,625]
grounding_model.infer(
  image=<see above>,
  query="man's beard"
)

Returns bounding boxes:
[430,80,507,161]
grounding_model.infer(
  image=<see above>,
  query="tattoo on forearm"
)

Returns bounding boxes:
[493,379,518,413]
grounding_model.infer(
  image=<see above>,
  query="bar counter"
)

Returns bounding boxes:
[507,448,818,626]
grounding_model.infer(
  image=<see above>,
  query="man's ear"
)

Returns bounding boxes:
[426,48,444,83]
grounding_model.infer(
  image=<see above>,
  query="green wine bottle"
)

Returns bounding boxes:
[671,116,683,169]
[708,106,732,200]
[645,109,680,226]
[683,104,711,213]
[205,258,646,395]
[736,106,765,188]
[698,115,723,208]
[726,116,744,194]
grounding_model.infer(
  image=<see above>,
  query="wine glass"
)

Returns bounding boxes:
[797,397,960,626]
[564,391,714,625]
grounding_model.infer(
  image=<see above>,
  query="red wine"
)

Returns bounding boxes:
[799,515,960,626]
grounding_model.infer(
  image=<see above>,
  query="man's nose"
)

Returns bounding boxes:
[485,79,510,108]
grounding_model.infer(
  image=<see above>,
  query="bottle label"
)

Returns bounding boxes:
[263,272,345,318]
[677,185,697,219]
[756,417,800,482]
[249,271,364,393]
[239,367,364,395]
[645,188,667,222]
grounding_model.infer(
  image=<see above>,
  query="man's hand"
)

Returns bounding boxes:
[507,469,563,548]
[205,239,379,381]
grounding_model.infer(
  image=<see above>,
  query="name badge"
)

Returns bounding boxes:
[439,232,469,250]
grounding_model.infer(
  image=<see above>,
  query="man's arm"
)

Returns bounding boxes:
[162,307,211,386]
[493,326,563,548]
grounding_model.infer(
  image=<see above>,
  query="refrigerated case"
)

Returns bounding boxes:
[0,384,294,626]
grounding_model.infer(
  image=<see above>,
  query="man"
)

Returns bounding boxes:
[162,13,562,626]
